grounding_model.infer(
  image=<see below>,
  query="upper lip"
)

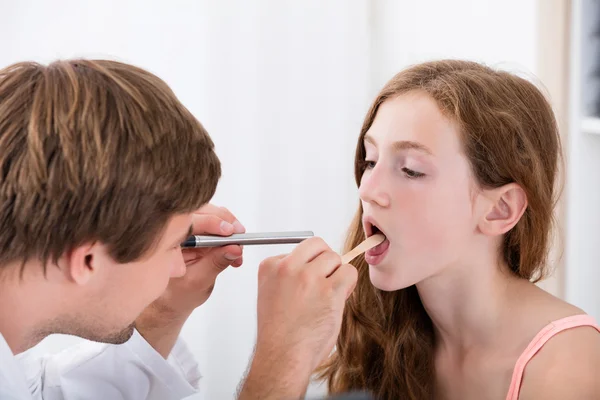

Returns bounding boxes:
[362,215,386,238]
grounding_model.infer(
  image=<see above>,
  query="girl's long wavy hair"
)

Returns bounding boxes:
[316,60,561,399]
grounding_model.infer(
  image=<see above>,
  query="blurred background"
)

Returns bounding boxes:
[2,0,598,398]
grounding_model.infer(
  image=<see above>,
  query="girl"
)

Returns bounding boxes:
[318,60,600,399]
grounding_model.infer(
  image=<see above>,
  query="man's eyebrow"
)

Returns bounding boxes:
[175,224,193,247]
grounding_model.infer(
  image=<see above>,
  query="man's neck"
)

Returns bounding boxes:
[0,264,61,354]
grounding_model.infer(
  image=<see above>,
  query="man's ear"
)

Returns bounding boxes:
[479,183,527,236]
[63,243,100,285]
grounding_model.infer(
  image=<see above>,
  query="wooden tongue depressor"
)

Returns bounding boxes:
[341,233,386,264]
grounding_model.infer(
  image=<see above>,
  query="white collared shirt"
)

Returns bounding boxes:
[0,330,202,399]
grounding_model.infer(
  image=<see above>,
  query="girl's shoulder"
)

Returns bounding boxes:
[511,293,600,400]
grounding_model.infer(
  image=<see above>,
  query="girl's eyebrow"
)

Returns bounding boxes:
[364,134,434,156]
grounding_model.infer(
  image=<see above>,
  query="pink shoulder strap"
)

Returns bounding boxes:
[505,314,600,400]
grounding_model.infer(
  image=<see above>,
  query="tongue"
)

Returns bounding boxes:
[366,237,389,256]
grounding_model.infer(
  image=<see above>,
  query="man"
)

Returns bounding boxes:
[0,59,358,399]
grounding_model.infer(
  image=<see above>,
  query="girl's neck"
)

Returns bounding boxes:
[416,256,528,354]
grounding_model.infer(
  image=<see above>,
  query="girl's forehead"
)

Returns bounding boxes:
[365,93,462,158]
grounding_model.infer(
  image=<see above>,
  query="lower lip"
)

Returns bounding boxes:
[365,238,390,266]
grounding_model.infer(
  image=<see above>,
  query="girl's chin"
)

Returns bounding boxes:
[368,267,401,291]
[368,261,418,292]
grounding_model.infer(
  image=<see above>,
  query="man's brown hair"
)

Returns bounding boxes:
[0,59,220,272]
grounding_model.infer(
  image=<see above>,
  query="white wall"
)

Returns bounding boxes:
[564,0,600,323]
[370,0,537,88]
[1,1,546,398]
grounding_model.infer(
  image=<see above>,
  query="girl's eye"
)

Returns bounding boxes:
[402,167,425,179]
[364,160,376,169]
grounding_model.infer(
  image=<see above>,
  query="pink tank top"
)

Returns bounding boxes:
[505,314,600,400]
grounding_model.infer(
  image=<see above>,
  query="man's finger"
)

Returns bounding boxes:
[195,203,231,219]
[280,237,330,269]
[307,250,342,278]
[192,214,236,236]
[258,254,287,286]
[208,245,242,272]
[184,245,243,280]
[231,257,244,268]
[220,244,243,261]
[329,263,358,299]
[195,204,245,233]
[259,254,287,272]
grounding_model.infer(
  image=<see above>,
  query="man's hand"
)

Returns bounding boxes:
[136,204,245,358]
[153,204,245,314]
[238,237,358,400]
